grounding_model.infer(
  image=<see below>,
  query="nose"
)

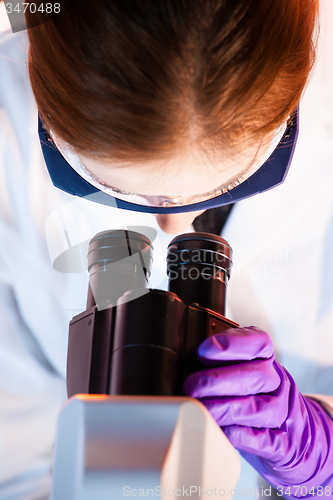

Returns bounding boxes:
[155,210,205,234]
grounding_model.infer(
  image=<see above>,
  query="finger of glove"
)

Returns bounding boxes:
[184,357,280,398]
[220,364,319,463]
[197,327,274,366]
[197,362,290,428]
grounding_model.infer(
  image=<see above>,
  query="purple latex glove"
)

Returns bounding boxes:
[184,327,333,498]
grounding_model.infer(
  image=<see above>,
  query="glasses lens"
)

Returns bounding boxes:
[48,121,287,209]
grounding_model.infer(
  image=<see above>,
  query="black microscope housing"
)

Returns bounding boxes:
[67,230,238,398]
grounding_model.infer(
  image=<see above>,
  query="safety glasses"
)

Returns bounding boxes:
[38,107,298,214]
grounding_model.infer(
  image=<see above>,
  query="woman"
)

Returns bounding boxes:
[26,0,316,234]
[1,0,332,498]
[26,0,333,496]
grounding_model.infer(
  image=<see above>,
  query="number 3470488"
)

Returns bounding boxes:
[5,3,61,14]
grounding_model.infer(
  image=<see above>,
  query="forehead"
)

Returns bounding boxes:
[77,143,264,197]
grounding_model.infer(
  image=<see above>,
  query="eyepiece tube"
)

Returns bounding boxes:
[167,232,233,316]
[87,230,154,309]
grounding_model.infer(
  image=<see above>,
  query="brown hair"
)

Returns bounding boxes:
[26,0,318,163]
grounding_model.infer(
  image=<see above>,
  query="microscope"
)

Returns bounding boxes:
[51,230,241,500]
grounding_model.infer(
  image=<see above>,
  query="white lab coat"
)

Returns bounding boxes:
[0,0,332,498]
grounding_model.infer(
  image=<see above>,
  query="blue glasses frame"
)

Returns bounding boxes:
[38,107,299,214]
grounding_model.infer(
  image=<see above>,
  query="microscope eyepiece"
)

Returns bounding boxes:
[167,232,233,316]
[87,229,154,308]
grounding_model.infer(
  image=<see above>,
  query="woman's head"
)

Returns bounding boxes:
[26,0,318,232]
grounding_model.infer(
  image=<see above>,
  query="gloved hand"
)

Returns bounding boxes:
[184,327,333,498]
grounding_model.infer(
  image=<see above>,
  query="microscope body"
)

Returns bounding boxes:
[66,230,238,398]
[67,288,238,398]
[51,230,241,500]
